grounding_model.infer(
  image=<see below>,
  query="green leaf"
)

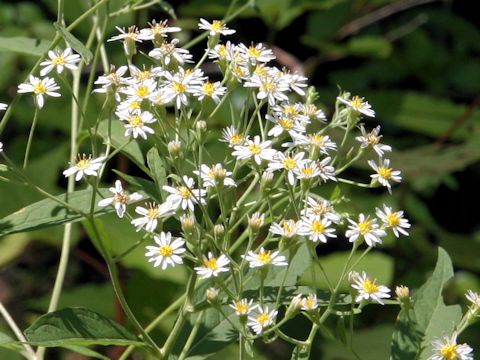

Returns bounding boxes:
[24,307,143,347]
[0,332,21,351]
[146,147,168,201]
[53,23,93,64]
[157,0,177,19]
[0,36,50,56]
[113,169,160,202]
[0,188,114,237]
[346,36,392,58]
[63,345,110,360]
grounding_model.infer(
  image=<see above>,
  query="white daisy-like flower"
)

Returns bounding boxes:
[356,125,392,157]
[247,306,278,335]
[17,75,60,108]
[368,158,402,194]
[163,68,205,108]
[198,18,236,36]
[121,79,157,102]
[267,151,305,185]
[430,332,474,360]
[194,252,230,279]
[93,66,130,97]
[39,48,81,76]
[266,113,305,138]
[208,41,237,61]
[287,133,337,155]
[62,154,105,181]
[317,156,336,182]
[248,212,266,231]
[194,163,236,188]
[97,180,142,218]
[302,103,326,123]
[465,290,480,308]
[221,126,245,147]
[293,159,321,180]
[145,232,186,270]
[148,38,193,65]
[117,110,156,139]
[298,216,336,243]
[243,247,288,268]
[244,73,289,106]
[301,197,341,223]
[376,205,410,238]
[140,19,181,41]
[192,81,226,103]
[269,219,300,238]
[282,72,308,96]
[230,299,255,316]
[351,271,390,305]
[108,26,146,54]
[232,135,276,165]
[128,65,162,82]
[337,95,375,117]
[238,43,276,64]
[301,294,318,311]
[163,176,207,211]
[131,202,173,232]
[346,213,386,247]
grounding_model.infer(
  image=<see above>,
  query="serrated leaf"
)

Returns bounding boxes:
[0,188,114,237]
[53,23,93,64]
[24,307,143,347]
[0,36,50,56]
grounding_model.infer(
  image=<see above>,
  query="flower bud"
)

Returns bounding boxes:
[395,285,410,300]
[214,224,225,237]
[206,287,219,304]
[180,214,195,233]
[167,140,182,157]
[248,212,265,232]
[196,120,207,133]
[260,171,274,190]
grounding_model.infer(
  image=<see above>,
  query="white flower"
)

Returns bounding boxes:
[98,180,142,218]
[247,306,278,335]
[148,38,193,65]
[0,142,3,152]
[430,332,474,360]
[337,95,375,117]
[163,176,207,211]
[298,216,336,243]
[238,43,276,64]
[232,135,276,165]
[221,126,244,147]
[194,252,230,278]
[17,75,60,108]
[244,73,289,106]
[209,41,236,61]
[301,294,318,311]
[266,113,305,138]
[243,247,288,268]
[356,125,391,157]
[145,232,186,270]
[376,205,410,238]
[346,214,386,247]
[351,271,390,305]
[301,197,341,223]
[108,26,146,54]
[283,72,308,96]
[128,65,162,82]
[131,202,173,232]
[163,68,205,108]
[198,18,236,36]
[192,81,226,103]
[302,103,326,123]
[269,220,300,238]
[317,156,337,182]
[94,66,130,96]
[121,79,157,102]
[368,158,402,194]
[230,299,255,316]
[267,151,305,185]
[39,48,81,76]
[293,159,321,180]
[194,163,236,188]
[287,133,337,155]
[117,110,156,139]
[140,19,181,40]
[465,290,480,307]
[62,154,105,181]
[0,103,7,111]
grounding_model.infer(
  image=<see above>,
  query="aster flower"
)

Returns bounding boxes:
[192,81,226,103]
[140,19,181,41]
[221,126,244,147]
[430,332,473,360]
[269,220,300,238]
[148,38,193,65]
[17,75,60,109]
[97,180,142,218]
[267,151,305,185]
[145,232,186,270]
[230,299,255,316]
[117,110,156,139]
[298,216,336,243]
[302,103,326,123]
[351,271,390,304]
[317,156,336,182]
[93,65,130,98]
[247,306,278,335]
[198,18,236,36]
[243,247,288,268]
[121,79,157,102]
[194,163,236,188]
[376,205,410,237]
[108,26,146,55]
[465,290,480,308]
[248,212,266,231]
[293,159,321,180]
[163,176,207,211]
[62,154,105,181]
[238,43,276,64]
[266,113,305,138]
[131,202,173,232]
[244,73,289,106]
[337,95,375,117]
[356,125,392,157]
[232,135,276,165]
[282,72,308,96]
[128,65,162,82]
[39,48,81,76]
[368,158,402,193]
[301,197,341,223]
[301,294,318,311]
[163,68,205,108]
[346,213,386,247]
[194,252,230,278]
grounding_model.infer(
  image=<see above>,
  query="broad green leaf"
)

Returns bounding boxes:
[391,309,422,360]
[0,332,21,351]
[0,36,50,56]
[146,147,168,201]
[63,345,110,360]
[53,23,93,64]
[0,188,113,237]
[113,169,160,202]
[97,119,146,173]
[346,36,392,58]
[24,307,143,347]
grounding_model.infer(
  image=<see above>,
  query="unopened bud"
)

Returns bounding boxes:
[206,287,219,304]
[180,214,195,233]
[167,140,182,156]
[260,171,274,189]
[214,224,225,237]
[395,285,410,300]
[248,212,265,231]
[196,120,207,132]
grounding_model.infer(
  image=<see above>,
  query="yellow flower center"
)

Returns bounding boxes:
[312,220,325,234]
[358,220,372,235]
[440,344,459,360]
[256,313,270,326]
[232,66,245,77]
[279,118,294,130]
[235,302,249,314]
[51,57,65,65]
[130,101,141,110]
[33,83,47,94]
[386,212,400,227]
[211,20,224,32]
[138,70,151,81]
[260,80,276,93]
[254,66,267,76]
[284,106,299,116]
[113,193,129,204]
[178,186,192,199]
[159,244,173,257]
[230,133,243,145]
[217,45,227,58]
[172,81,186,94]
[363,279,380,294]
[304,297,316,309]
[308,134,325,147]
[248,143,262,155]
[129,115,144,127]
[350,96,364,110]
[204,257,218,270]
[247,47,261,58]
[313,204,327,216]
[282,157,296,170]
[257,250,272,264]
[378,166,392,179]
[202,82,215,96]
[147,207,159,219]
[367,133,381,145]
[136,86,149,98]
[301,166,314,177]
[76,158,91,170]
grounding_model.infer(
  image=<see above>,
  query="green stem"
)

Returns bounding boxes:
[178,311,205,360]
[23,108,39,169]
